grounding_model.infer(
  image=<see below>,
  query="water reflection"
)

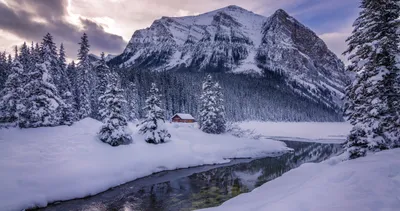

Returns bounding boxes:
[34,141,343,211]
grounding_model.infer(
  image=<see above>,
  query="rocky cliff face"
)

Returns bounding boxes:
[109,5,348,109]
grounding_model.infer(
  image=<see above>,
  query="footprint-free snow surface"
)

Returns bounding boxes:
[0,118,290,211]
[199,148,400,211]
[239,121,352,143]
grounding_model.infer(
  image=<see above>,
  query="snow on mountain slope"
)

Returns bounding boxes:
[109,5,348,109]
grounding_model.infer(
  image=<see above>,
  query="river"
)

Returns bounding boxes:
[32,140,343,211]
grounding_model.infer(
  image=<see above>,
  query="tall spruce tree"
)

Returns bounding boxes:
[67,61,79,113]
[18,62,64,128]
[199,75,226,134]
[41,33,62,85]
[343,0,400,159]
[7,54,12,71]
[98,80,132,146]
[0,60,25,126]
[0,52,7,90]
[58,43,75,125]
[125,81,139,121]
[139,83,171,144]
[76,33,92,119]
[93,52,111,120]
[19,42,30,67]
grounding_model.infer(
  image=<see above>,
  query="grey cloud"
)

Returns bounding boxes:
[80,18,126,53]
[0,0,126,59]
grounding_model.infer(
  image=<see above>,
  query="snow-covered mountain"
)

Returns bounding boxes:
[109,5,348,109]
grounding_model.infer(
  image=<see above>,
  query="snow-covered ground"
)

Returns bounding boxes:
[200,148,400,211]
[0,118,290,211]
[239,121,352,143]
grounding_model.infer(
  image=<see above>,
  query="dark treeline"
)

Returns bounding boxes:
[116,66,343,122]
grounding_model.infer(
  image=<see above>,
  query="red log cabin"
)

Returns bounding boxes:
[171,113,196,123]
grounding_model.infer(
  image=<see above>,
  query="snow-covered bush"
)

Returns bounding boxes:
[226,122,262,140]
[138,83,171,144]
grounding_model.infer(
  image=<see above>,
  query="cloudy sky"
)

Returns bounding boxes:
[0,0,359,62]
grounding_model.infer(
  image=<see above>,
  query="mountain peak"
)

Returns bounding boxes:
[223,5,247,11]
[211,5,260,17]
[273,9,290,17]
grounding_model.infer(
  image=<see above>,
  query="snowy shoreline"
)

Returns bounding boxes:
[199,148,400,211]
[239,121,352,144]
[0,118,291,211]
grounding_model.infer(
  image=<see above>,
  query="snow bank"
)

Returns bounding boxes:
[239,121,352,143]
[200,148,400,211]
[0,118,290,211]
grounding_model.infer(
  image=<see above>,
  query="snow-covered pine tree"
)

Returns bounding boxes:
[125,81,139,121]
[213,82,226,133]
[98,80,132,146]
[93,52,111,120]
[199,75,226,134]
[67,61,79,113]
[41,33,63,85]
[0,52,7,90]
[343,0,400,159]
[58,43,75,125]
[76,33,92,119]
[0,60,25,126]
[139,83,171,144]
[19,42,30,67]
[18,61,64,128]
[7,54,12,71]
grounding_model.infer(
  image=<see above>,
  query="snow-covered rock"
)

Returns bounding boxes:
[200,148,400,211]
[0,118,290,211]
[109,5,348,109]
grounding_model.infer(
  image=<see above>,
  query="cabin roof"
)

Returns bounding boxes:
[172,113,195,120]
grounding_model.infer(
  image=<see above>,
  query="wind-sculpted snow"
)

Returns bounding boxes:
[109,5,348,109]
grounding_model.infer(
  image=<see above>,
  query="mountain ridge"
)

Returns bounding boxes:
[109,5,348,110]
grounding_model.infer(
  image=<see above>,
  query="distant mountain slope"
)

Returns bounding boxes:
[109,5,348,111]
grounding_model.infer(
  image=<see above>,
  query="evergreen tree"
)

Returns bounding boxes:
[18,63,63,128]
[31,43,41,64]
[0,60,25,126]
[139,83,171,144]
[67,61,79,113]
[343,0,400,159]
[7,54,12,71]
[199,75,226,134]
[213,82,226,132]
[13,46,18,62]
[19,42,30,67]
[58,43,75,125]
[76,33,92,119]
[98,80,132,146]
[125,81,139,121]
[41,33,63,89]
[0,51,7,89]
[58,44,67,71]
[93,52,111,120]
